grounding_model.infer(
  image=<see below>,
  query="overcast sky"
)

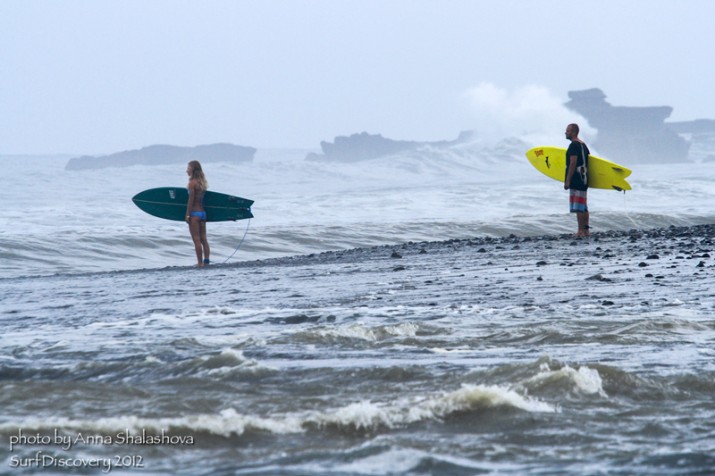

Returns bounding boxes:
[2,0,714,155]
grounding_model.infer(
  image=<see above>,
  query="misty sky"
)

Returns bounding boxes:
[2,0,714,155]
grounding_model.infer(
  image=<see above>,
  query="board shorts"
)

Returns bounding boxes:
[569,189,588,213]
[190,211,207,221]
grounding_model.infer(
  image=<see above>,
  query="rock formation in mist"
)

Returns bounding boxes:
[65,143,256,170]
[565,88,715,163]
[305,131,475,162]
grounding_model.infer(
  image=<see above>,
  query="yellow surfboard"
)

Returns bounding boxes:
[525,146,632,191]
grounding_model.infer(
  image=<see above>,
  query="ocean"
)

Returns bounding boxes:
[2,139,715,475]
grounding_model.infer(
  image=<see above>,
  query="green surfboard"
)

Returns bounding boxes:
[132,187,254,222]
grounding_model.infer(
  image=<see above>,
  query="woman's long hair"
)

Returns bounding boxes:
[188,160,208,191]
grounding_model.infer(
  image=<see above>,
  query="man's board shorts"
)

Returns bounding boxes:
[569,189,588,213]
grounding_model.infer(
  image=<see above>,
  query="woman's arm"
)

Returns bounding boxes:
[186,180,195,222]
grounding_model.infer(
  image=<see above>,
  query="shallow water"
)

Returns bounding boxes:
[2,144,715,474]
[3,229,715,474]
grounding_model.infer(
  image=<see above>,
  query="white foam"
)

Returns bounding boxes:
[572,366,608,396]
[197,348,277,376]
[326,447,426,475]
[0,384,554,438]
[427,347,474,354]
[312,324,380,342]
[528,363,608,398]
[382,322,419,337]
[463,83,594,146]
[0,409,304,439]
[321,446,523,476]
[311,384,556,431]
[429,383,558,414]
[308,322,419,343]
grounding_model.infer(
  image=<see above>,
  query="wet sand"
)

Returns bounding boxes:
[228,224,715,312]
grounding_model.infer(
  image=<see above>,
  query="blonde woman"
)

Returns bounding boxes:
[186,160,211,267]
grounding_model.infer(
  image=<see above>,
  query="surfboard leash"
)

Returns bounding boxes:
[221,218,251,264]
[621,191,641,229]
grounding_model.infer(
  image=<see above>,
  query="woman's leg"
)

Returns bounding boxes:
[199,221,210,263]
[189,218,203,266]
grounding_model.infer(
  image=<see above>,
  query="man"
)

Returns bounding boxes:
[564,123,590,237]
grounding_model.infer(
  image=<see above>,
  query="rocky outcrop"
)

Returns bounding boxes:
[305,131,475,162]
[565,88,715,163]
[65,143,256,170]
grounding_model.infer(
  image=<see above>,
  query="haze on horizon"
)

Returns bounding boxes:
[2,0,714,155]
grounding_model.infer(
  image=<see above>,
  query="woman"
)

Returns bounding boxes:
[186,160,210,267]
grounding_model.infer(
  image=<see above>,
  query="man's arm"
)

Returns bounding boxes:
[564,154,578,189]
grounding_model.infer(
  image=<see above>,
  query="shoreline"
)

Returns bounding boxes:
[5,224,714,281]
[230,223,715,269]
[216,222,714,315]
